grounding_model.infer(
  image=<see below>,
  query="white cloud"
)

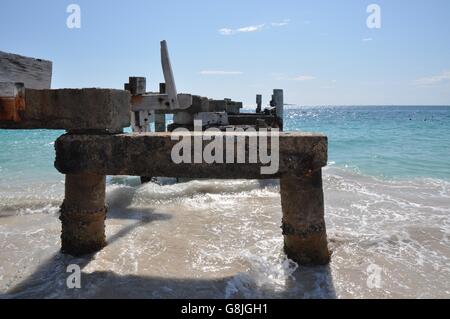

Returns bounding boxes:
[199,70,243,75]
[219,24,265,35]
[293,75,316,81]
[238,24,265,32]
[415,71,450,87]
[218,28,234,36]
[271,19,290,27]
[362,37,373,42]
[270,73,316,81]
[219,19,290,35]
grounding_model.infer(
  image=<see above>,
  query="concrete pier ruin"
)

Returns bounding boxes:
[53,132,330,265]
[0,46,331,266]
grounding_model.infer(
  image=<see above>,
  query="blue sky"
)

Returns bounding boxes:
[1,0,449,106]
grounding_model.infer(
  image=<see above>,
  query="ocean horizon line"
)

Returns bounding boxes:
[242,104,450,109]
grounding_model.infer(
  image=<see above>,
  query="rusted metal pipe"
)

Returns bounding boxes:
[0,83,25,123]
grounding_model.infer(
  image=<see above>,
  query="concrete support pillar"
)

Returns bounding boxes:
[126,77,150,133]
[155,113,166,132]
[155,83,167,132]
[273,89,284,130]
[280,170,331,265]
[60,173,107,256]
[256,94,262,113]
[128,77,146,95]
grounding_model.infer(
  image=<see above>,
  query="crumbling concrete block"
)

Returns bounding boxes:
[0,51,52,89]
[54,132,327,178]
[0,89,131,131]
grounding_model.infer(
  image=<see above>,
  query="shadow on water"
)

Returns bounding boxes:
[285,265,337,299]
[2,227,336,299]
[1,204,173,299]
[2,255,336,299]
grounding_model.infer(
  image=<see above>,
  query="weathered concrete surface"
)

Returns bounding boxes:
[228,114,279,127]
[256,94,262,113]
[209,99,243,113]
[0,89,131,131]
[272,89,284,129]
[54,132,327,178]
[280,171,331,265]
[0,51,52,89]
[60,174,107,256]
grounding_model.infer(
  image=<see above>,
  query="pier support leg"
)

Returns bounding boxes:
[155,112,166,132]
[280,170,331,265]
[60,173,107,256]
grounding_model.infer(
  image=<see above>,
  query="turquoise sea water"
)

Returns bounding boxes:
[1,106,449,184]
[284,106,450,180]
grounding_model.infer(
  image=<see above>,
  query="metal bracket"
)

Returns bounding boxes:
[0,82,25,122]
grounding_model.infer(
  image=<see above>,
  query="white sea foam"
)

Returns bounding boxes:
[1,168,449,298]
